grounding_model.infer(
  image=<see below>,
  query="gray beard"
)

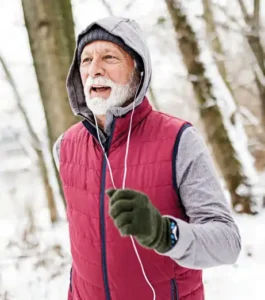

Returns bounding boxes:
[84,70,140,116]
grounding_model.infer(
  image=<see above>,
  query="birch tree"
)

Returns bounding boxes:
[21,0,78,205]
[165,0,262,214]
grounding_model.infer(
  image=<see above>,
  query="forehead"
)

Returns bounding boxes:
[81,40,125,56]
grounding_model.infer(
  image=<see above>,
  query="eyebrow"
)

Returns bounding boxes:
[81,47,124,57]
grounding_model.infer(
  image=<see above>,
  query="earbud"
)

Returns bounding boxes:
[140,71,144,77]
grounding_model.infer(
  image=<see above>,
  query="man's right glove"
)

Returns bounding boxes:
[106,188,173,253]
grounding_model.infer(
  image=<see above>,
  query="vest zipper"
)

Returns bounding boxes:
[100,118,116,300]
[171,278,179,300]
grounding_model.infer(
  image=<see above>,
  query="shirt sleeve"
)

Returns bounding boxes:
[157,126,241,269]
[53,133,64,171]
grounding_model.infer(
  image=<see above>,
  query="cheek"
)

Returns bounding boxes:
[107,66,132,84]
[80,69,88,85]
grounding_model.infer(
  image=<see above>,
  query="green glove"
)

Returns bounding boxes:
[106,188,172,253]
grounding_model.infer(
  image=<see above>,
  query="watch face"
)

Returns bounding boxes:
[170,220,178,247]
[172,225,177,240]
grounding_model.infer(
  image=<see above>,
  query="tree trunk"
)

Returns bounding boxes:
[36,148,58,223]
[202,0,234,96]
[165,0,261,214]
[0,55,59,223]
[21,0,78,206]
[237,0,265,127]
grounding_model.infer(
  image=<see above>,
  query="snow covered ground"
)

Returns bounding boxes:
[204,210,265,299]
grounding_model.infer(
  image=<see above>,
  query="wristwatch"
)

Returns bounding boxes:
[169,218,178,248]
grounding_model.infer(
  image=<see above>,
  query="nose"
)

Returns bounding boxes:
[88,58,105,78]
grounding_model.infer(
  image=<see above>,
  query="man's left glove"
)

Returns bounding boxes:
[106,188,172,253]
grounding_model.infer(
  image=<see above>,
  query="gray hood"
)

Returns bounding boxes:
[66,17,152,131]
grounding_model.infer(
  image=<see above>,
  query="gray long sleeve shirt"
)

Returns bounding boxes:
[53,126,241,270]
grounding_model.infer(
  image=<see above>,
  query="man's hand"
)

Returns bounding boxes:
[106,189,172,253]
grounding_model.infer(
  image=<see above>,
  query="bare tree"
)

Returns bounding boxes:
[237,0,265,127]
[0,54,58,223]
[206,0,265,173]
[165,0,261,214]
[202,0,233,95]
[21,0,79,206]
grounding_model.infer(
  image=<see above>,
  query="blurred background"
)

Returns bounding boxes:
[0,0,265,299]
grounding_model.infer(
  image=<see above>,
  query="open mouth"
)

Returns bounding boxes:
[90,85,111,94]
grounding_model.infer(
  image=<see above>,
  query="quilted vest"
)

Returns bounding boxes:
[60,98,204,300]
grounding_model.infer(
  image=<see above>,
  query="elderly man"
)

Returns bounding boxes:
[53,16,241,300]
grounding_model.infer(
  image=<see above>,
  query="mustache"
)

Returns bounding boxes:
[85,76,116,90]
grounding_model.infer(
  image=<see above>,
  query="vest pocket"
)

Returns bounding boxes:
[170,279,179,300]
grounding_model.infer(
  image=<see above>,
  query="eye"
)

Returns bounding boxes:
[105,55,116,60]
[82,57,92,63]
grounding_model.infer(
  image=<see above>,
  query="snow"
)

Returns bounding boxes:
[204,208,265,299]
[0,218,71,300]
[1,0,265,299]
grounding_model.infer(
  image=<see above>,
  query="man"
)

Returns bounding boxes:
[53,16,241,300]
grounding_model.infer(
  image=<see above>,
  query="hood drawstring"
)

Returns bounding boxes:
[93,71,156,300]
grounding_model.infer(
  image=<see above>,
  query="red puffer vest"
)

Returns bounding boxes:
[60,98,204,300]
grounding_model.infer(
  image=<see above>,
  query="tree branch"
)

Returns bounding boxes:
[233,81,259,98]
[100,0,114,16]
[213,2,245,31]
[253,0,260,33]
[197,14,246,35]
[0,54,40,150]
[121,0,135,15]
[237,0,251,23]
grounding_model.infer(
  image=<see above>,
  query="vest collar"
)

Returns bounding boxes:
[82,97,152,148]
[111,97,152,146]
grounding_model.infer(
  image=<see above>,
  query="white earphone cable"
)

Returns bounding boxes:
[93,72,156,300]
